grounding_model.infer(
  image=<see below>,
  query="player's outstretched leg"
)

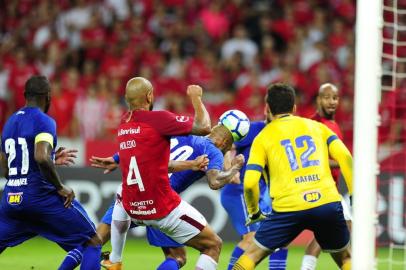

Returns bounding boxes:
[81,235,103,270]
[228,234,288,270]
[269,248,288,270]
[59,246,85,269]
[232,241,271,270]
[101,200,131,270]
[300,238,320,270]
[227,232,255,269]
[185,224,222,270]
[157,247,187,270]
[97,223,112,245]
[59,234,102,270]
[330,248,351,270]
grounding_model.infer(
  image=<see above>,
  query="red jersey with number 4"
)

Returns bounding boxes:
[118,110,194,220]
[311,113,343,186]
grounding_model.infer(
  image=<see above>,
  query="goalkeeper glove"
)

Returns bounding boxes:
[245,210,266,226]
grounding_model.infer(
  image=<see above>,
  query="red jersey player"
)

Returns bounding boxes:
[301,83,352,270]
[115,77,221,270]
[311,83,343,186]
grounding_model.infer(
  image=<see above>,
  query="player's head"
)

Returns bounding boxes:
[317,83,339,119]
[266,83,296,119]
[209,125,234,153]
[24,75,51,113]
[125,77,154,111]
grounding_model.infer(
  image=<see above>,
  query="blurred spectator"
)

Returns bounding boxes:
[8,49,38,111]
[199,1,230,40]
[1,0,362,146]
[81,11,106,61]
[221,25,258,68]
[72,85,108,140]
[48,79,75,137]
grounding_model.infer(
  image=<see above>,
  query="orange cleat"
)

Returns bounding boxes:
[101,259,122,270]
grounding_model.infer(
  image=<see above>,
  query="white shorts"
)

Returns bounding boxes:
[113,185,207,244]
[341,196,352,221]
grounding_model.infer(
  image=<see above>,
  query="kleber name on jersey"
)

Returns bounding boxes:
[120,140,136,150]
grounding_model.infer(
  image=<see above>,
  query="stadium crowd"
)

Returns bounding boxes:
[0,0,403,148]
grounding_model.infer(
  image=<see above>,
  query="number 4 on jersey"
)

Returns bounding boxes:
[127,156,145,191]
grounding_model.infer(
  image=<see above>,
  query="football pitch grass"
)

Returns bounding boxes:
[0,237,404,269]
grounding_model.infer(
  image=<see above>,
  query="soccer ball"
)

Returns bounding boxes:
[218,110,250,142]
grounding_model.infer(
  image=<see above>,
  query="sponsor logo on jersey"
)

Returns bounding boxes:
[7,192,23,205]
[6,178,28,187]
[130,208,157,216]
[118,126,141,136]
[303,191,321,203]
[130,200,154,207]
[176,116,190,122]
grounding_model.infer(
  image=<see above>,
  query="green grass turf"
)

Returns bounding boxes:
[0,237,403,269]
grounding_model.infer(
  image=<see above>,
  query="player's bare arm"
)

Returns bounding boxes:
[169,154,209,173]
[187,85,211,135]
[35,141,75,207]
[222,150,241,184]
[55,147,78,166]
[91,154,209,174]
[206,154,245,190]
[90,156,118,174]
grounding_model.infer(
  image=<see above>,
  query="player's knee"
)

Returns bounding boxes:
[166,247,187,268]
[210,234,223,255]
[113,220,130,234]
[174,254,187,268]
[87,233,103,247]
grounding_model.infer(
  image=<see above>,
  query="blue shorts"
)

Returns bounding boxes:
[146,227,183,248]
[220,183,271,236]
[0,192,96,251]
[101,200,115,225]
[254,202,350,252]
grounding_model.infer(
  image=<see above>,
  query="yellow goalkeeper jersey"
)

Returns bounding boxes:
[244,115,352,213]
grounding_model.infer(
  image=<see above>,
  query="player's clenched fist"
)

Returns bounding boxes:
[187,85,203,98]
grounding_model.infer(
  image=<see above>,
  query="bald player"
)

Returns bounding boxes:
[113,77,222,270]
[95,123,244,270]
[301,83,352,270]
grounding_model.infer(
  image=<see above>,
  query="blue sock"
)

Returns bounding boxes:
[157,258,180,270]
[59,246,84,270]
[80,245,102,270]
[269,248,288,270]
[227,246,245,270]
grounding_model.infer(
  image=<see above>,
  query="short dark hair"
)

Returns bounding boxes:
[266,83,296,115]
[24,75,50,99]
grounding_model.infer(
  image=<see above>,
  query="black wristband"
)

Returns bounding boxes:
[251,210,262,220]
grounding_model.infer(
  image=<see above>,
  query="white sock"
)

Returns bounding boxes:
[301,255,317,270]
[196,254,217,270]
[109,220,130,263]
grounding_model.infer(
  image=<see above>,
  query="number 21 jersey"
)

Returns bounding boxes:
[1,107,57,198]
